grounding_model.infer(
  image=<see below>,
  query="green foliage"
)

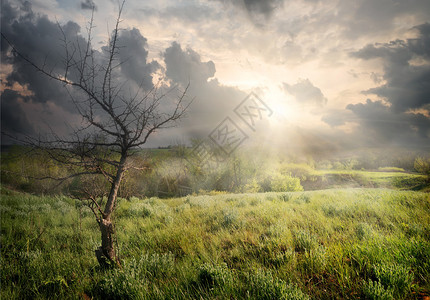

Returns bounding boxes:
[278,193,292,202]
[246,269,309,300]
[294,230,319,252]
[271,173,303,192]
[243,178,261,193]
[392,175,428,190]
[414,156,430,176]
[197,263,235,291]
[372,263,414,298]
[362,280,394,300]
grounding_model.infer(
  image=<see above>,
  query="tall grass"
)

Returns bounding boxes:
[1,186,429,299]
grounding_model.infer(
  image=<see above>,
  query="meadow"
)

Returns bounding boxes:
[1,185,429,299]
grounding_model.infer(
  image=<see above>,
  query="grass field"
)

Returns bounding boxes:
[1,185,429,299]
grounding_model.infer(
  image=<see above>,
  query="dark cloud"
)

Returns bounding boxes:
[164,42,216,86]
[346,99,430,146]
[1,89,34,136]
[321,23,430,148]
[322,99,430,148]
[243,0,279,18]
[337,0,430,39]
[164,42,248,140]
[81,0,97,11]
[117,28,160,90]
[214,0,282,26]
[1,1,87,112]
[352,23,430,113]
[283,78,327,107]
[0,0,162,142]
[409,23,430,59]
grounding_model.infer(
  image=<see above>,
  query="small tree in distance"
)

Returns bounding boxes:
[1,1,191,266]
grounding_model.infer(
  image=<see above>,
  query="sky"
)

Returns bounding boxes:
[1,0,430,154]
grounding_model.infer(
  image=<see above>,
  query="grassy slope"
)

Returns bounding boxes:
[1,187,429,299]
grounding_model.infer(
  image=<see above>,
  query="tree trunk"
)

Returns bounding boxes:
[95,218,119,268]
[95,153,127,267]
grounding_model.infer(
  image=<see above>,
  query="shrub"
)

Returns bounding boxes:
[127,202,153,218]
[278,193,292,202]
[243,178,261,193]
[280,163,314,180]
[95,267,141,300]
[270,173,303,192]
[362,280,394,300]
[294,230,318,252]
[377,167,405,172]
[295,194,310,204]
[246,269,309,300]
[372,263,413,298]
[222,209,240,228]
[198,263,234,289]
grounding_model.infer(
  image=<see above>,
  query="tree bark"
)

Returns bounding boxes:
[95,154,127,267]
[95,218,119,267]
[104,154,127,220]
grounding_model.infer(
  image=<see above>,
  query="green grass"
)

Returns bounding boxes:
[1,186,429,299]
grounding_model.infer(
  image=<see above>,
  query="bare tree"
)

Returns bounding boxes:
[1,1,190,266]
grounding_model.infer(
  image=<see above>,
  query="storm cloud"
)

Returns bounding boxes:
[214,0,282,26]
[346,99,430,147]
[1,1,85,112]
[164,42,216,87]
[1,89,33,136]
[81,0,97,11]
[352,23,430,113]
[1,1,161,140]
[117,28,160,91]
[328,22,430,147]
[163,42,248,140]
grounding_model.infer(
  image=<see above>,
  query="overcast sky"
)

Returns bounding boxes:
[1,0,430,153]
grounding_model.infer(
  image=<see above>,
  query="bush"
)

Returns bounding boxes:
[95,267,141,300]
[246,269,309,300]
[294,230,318,252]
[278,193,292,202]
[128,202,153,218]
[362,280,394,300]
[271,174,303,192]
[198,263,235,289]
[243,178,261,193]
[222,209,240,228]
[372,263,413,298]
